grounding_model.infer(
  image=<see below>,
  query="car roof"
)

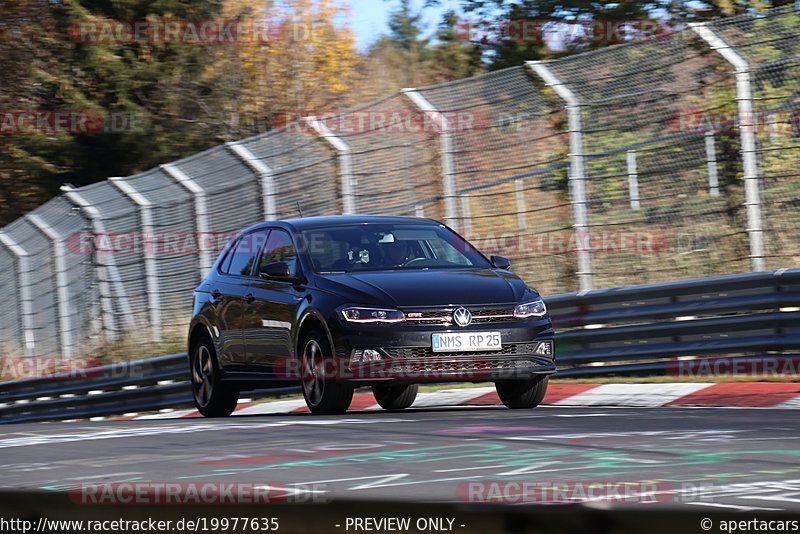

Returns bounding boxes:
[267,215,442,231]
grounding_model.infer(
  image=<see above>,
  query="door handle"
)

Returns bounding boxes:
[211,289,223,303]
[244,293,255,304]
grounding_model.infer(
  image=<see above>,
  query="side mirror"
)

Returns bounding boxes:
[260,261,293,280]
[490,255,511,270]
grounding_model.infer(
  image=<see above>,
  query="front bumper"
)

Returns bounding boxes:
[329,316,556,384]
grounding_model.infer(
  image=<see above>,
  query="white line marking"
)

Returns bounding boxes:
[497,461,559,476]
[685,502,783,511]
[434,465,508,473]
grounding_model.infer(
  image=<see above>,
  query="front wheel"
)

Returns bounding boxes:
[495,376,549,409]
[373,384,418,410]
[301,330,353,415]
[191,336,239,417]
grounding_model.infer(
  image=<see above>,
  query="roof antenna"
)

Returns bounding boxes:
[296,201,304,218]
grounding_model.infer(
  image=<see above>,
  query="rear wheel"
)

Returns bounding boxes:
[301,330,353,415]
[191,336,239,417]
[373,384,418,410]
[495,376,549,409]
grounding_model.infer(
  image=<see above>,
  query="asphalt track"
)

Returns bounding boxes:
[1,405,800,511]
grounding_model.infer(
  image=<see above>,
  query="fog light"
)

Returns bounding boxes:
[363,349,382,362]
[351,349,382,364]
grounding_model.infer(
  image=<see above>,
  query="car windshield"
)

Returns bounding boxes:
[301,223,493,273]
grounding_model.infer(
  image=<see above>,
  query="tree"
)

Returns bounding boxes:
[448,0,788,69]
[0,0,225,225]
[0,0,360,225]
[428,10,482,81]
[363,0,479,91]
[201,0,358,137]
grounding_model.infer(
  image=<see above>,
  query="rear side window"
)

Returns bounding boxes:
[219,240,236,273]
[259,229,299,276]
[223,230,269,277]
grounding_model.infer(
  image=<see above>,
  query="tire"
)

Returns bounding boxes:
[373,384,418,410]
[300,330,353,415]
[191,335,239,417]
[495,376,549,409]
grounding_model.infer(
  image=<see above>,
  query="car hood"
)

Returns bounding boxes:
[315,269,533,308]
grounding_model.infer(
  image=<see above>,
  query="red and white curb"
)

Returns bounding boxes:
[122,382,800,420]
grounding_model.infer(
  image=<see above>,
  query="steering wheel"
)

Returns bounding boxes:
[402,257,428,267]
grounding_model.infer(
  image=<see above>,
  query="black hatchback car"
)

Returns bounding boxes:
[188,216,555,416]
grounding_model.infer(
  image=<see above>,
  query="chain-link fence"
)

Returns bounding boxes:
[709,8,800,270]
[0,6,797,361]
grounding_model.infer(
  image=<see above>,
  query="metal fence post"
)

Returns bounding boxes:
[226,142,278,220]
[691,23,765,272]
[26,214,74,359]
[161,164,214,277]
[528,61,594,291]
[627,150,641,210]
[109,177,162,342]
[515,179,527,229]
[705,131,720,197]
[0,233,35,356]
[303,116,357,215]
[61,185,135,338]
[402,89,461,231]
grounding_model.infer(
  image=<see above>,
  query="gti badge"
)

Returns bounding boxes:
[453,307,473,327]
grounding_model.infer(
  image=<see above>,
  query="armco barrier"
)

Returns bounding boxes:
[550,268,800,376]
[0,354,192,424]
[2,268,799,423]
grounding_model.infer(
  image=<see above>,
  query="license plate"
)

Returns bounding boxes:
[431,332,502,353]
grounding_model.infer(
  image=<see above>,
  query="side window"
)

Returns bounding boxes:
[219,242,236,274]
[227,230,269,277]
[259,230,299,277]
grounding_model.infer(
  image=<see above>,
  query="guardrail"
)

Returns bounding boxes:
[0,354,193,424]
[2,268,799,423]
[550,268,800,377]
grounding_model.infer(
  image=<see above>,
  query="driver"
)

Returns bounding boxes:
[384,241,412,267]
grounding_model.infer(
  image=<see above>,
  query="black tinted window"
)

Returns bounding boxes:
[225,231,268,277]
[259,230,298,276]
[302,223,491,272]
[219,243,235,273]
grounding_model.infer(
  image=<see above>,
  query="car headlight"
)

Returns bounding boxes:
[514,299,547,319]
[341,307,405,323]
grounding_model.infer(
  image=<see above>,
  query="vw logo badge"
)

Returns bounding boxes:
[453,307,472,327]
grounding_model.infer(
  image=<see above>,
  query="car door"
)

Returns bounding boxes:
[213,229,269,364]
[242,229,304,374]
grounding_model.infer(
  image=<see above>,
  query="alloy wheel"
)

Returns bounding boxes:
[193,345,214,407]
[302,339,325,406]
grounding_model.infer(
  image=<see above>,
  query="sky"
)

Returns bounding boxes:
[341,0,463,51]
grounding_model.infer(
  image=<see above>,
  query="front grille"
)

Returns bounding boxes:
[404,306,515,325]
[389,358,552,375]
[382,342,547,360]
